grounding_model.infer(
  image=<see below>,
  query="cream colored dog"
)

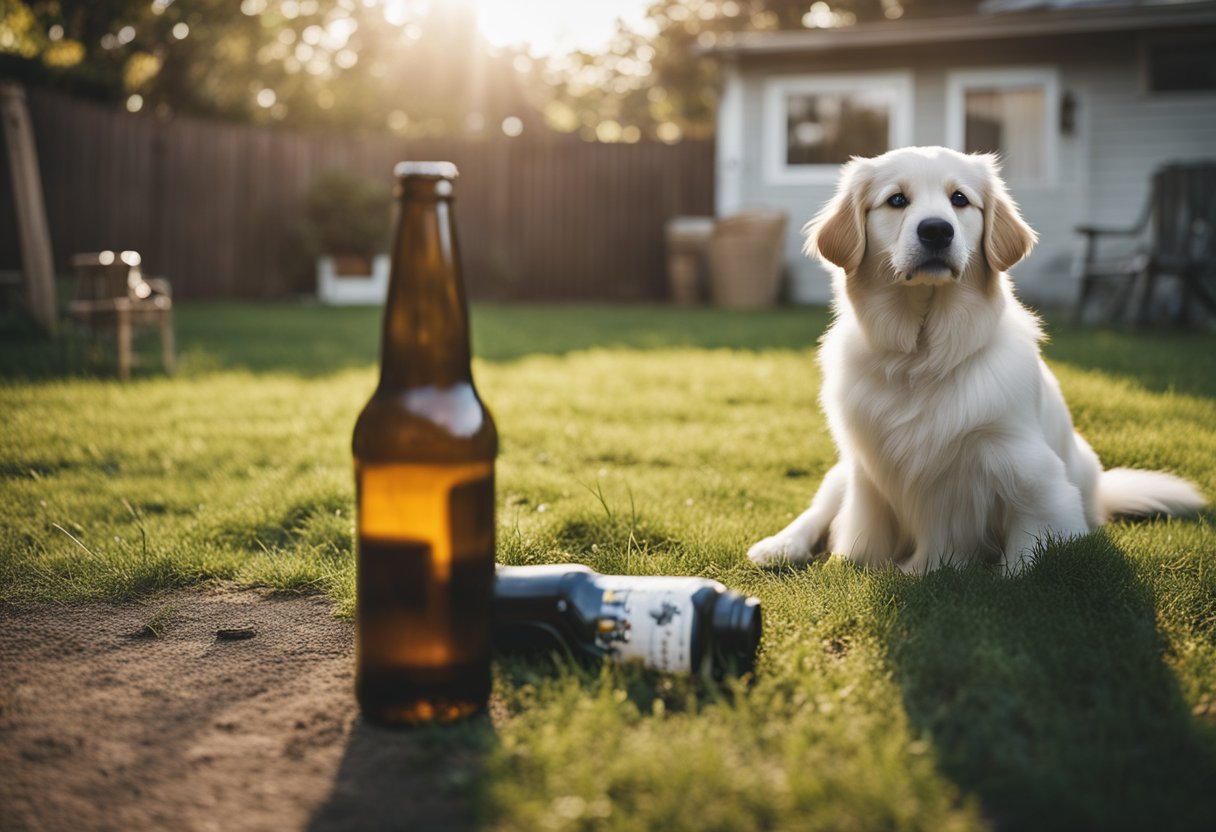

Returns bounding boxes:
[748,146,1204,574]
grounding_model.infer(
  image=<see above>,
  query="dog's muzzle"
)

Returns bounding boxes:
[903,217,960,283]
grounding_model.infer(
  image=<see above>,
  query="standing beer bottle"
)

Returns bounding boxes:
[352,162,496,725]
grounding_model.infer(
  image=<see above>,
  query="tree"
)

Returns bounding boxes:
[1,0,978,139]
[525,0,978,142]
[0,0,539,134]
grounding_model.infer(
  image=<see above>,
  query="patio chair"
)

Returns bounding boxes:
[1073,162,1216,325]
[68,251,174,380]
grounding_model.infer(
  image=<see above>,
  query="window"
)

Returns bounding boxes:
[946,68,1059,186]
[764,73,913,184]
[1146,40,1216,93]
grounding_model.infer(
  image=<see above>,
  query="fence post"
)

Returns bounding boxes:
[1,83,58,335]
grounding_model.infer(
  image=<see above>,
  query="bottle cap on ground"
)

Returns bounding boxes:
[394,161,458,180]
[711,590,762,675]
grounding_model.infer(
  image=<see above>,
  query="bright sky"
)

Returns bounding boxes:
[471,0,654,55]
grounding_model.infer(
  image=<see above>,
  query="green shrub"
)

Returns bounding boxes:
[299,169,391,258]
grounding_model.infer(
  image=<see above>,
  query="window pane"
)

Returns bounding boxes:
[1148,42,1216,92]
[786,91,890,166]
[963,87,1045,182]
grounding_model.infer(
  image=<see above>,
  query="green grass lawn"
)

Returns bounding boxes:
[2,302,1216,830]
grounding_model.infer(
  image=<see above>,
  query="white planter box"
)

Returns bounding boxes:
[316,254,390,305]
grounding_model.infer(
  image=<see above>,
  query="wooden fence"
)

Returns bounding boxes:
[0,88,714,301]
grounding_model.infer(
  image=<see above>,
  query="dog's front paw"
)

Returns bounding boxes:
[747,534,812,566]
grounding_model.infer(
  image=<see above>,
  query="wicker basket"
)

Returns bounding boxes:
[707,211,788,309]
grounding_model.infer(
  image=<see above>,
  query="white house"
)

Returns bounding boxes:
[704,0,1216,307]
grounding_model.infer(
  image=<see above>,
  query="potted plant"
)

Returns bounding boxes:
[301,170,392,305]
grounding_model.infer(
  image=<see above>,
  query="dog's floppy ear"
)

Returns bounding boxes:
[806,159,869,272]
[980,156,1037,273]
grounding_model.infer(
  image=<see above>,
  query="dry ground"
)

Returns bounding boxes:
[0,588,482,832]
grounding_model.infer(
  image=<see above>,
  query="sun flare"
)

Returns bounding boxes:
[470,0,651,55]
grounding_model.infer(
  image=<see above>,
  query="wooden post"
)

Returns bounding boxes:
[115,305,132,381]
[1,83,58,336]
[160,307,175,373]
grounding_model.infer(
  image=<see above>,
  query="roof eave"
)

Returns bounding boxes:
[697,2,1216,57]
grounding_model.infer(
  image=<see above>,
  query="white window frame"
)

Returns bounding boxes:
[763,72,914,186]
[945,67,1059,187]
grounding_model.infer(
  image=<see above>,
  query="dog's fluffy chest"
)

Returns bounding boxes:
[821,318,1037,489]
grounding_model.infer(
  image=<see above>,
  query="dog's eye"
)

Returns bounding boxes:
[887,193,909,208]
[950,191,969,207]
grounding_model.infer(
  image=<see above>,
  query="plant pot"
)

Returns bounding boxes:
[331,254,374,277]
[316,254,390,305]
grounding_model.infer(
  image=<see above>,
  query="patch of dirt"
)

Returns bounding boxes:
[0,588,482,832]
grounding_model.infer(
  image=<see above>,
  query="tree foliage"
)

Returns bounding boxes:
[1,0,537,135]
[1,0,976,139]
[525,0,977,142]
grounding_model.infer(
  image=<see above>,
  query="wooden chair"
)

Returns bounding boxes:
[1074,162,1216,325]
[68,251,174,380]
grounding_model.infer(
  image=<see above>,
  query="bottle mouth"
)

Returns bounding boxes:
[711,591,762,675]
[394,161,458,180]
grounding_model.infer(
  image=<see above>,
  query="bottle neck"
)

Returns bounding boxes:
[378,177,472,391]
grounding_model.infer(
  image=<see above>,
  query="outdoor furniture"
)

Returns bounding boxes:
[665,216,715,304]
[707,210,788,309]
[69,250,174,380]
[1073,162,1216,325]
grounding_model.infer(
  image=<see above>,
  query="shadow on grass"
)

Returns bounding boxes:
[1042,321,1216,398]
[881,535,1216,830]
[2,303,831,380]
[307,716,495,832]
[0,317,109,380]
[7,303,1212,394]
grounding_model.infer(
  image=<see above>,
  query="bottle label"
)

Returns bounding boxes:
[593,577,709,673]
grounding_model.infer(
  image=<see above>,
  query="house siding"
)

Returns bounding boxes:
[1085,80,1216,227]
[726,28,1216,308]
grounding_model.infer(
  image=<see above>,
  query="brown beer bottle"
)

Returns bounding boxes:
[352,162,497,725]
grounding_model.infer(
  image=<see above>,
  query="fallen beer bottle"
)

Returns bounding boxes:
[493,564,762,678]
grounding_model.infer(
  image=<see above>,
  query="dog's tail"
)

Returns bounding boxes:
[1098,468,1206,522]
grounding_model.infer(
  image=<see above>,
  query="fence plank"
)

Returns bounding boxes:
[4,88,714,301]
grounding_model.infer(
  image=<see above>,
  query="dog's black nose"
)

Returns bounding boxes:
[917,218,954,251]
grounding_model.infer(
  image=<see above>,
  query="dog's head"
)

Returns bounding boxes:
[807,147,1037,286]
